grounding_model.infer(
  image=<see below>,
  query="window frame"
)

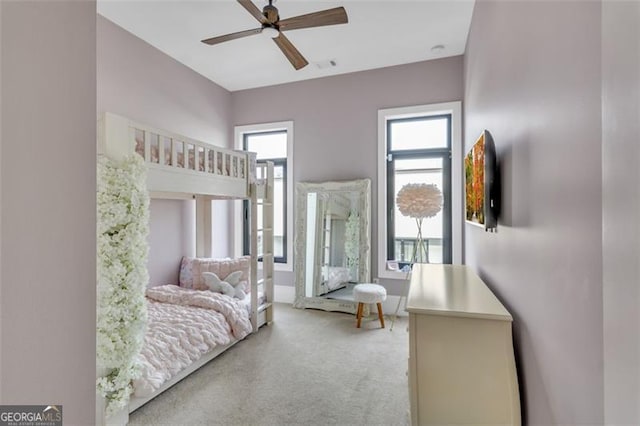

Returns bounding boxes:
[386,114,452,266]
[234,121,294,272]
[377,102,462,280]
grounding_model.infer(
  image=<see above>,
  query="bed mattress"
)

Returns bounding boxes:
[133,285,253,397]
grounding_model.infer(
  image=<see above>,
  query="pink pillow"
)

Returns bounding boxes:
[179,256,251,292]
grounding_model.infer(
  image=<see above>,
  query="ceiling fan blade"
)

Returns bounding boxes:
[278,7,348,32]
[201,28,262,46]
[237,0,266,24]
[273,33,308,70]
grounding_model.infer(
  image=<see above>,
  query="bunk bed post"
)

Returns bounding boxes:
[195,195,213,258]
[98,112,131,161]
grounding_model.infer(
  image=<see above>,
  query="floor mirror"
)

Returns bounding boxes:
[293,179,371,313]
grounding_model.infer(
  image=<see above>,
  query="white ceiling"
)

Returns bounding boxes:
[98,0,475,92]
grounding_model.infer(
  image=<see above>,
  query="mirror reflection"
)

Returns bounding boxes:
[295,179,371,313]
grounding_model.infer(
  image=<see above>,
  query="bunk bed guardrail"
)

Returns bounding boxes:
[98,112,256,198]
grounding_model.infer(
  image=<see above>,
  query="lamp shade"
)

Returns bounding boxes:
[396,183,442,219]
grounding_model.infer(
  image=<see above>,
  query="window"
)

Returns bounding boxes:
[377,103,462,279]
[234,122,293,270]
[387,115,452,266]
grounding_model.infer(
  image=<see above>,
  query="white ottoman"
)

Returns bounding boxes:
[353,283,387,328]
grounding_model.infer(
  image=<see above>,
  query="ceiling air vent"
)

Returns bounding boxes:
[315,59,337,69]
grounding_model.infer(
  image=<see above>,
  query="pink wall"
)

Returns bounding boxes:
[234,57,462,183]
[97,16,231,145]
[232,57,464,289]
[602,1,640,422]
[148,199,196,286]
[98,16,234,284]
[0,0,3,403]
[0,1,97,423]
[464,1,603,423]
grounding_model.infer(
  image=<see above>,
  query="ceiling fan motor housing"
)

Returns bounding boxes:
[263,4,279,24]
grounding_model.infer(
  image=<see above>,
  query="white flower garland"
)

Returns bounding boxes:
[96,154,149,415]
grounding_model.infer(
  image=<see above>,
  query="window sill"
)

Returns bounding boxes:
[257,261,293,273]
[378,268,412,280]
[274,262,293,272]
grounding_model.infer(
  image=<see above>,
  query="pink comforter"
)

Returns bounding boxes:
[133,285,252,397]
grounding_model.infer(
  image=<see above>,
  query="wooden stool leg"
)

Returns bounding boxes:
[356,303,363,328]
[377,302,385,328]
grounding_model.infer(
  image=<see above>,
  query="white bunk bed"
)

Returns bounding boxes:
[97,112,274,425]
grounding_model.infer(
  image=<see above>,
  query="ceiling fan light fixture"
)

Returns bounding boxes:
[261,26,280,39]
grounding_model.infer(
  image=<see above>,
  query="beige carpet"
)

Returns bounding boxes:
[129,303,409,426]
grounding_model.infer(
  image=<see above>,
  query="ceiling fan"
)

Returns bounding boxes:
[201,0,348,70]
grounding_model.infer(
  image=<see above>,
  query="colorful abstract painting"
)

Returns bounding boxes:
[465,133,485,225]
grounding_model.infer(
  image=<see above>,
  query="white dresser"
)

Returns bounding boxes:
[406,264,521,425]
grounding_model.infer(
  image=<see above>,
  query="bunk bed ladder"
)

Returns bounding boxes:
[262,161,274,325]
[250,161,275,332]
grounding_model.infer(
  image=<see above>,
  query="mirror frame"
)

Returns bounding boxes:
[293,178,371,313]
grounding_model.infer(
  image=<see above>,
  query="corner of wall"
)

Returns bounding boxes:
[0,0,3,404]
[602,1,640,423]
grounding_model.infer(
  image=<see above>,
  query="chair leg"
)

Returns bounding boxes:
[356,302,363,328]
[377,303,385,328]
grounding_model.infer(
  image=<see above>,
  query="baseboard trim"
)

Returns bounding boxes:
[273,285,408,317]
[274,285,295,303]
[381,295,409,317]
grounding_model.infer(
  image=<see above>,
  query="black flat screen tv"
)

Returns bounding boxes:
[465,130,500,231]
